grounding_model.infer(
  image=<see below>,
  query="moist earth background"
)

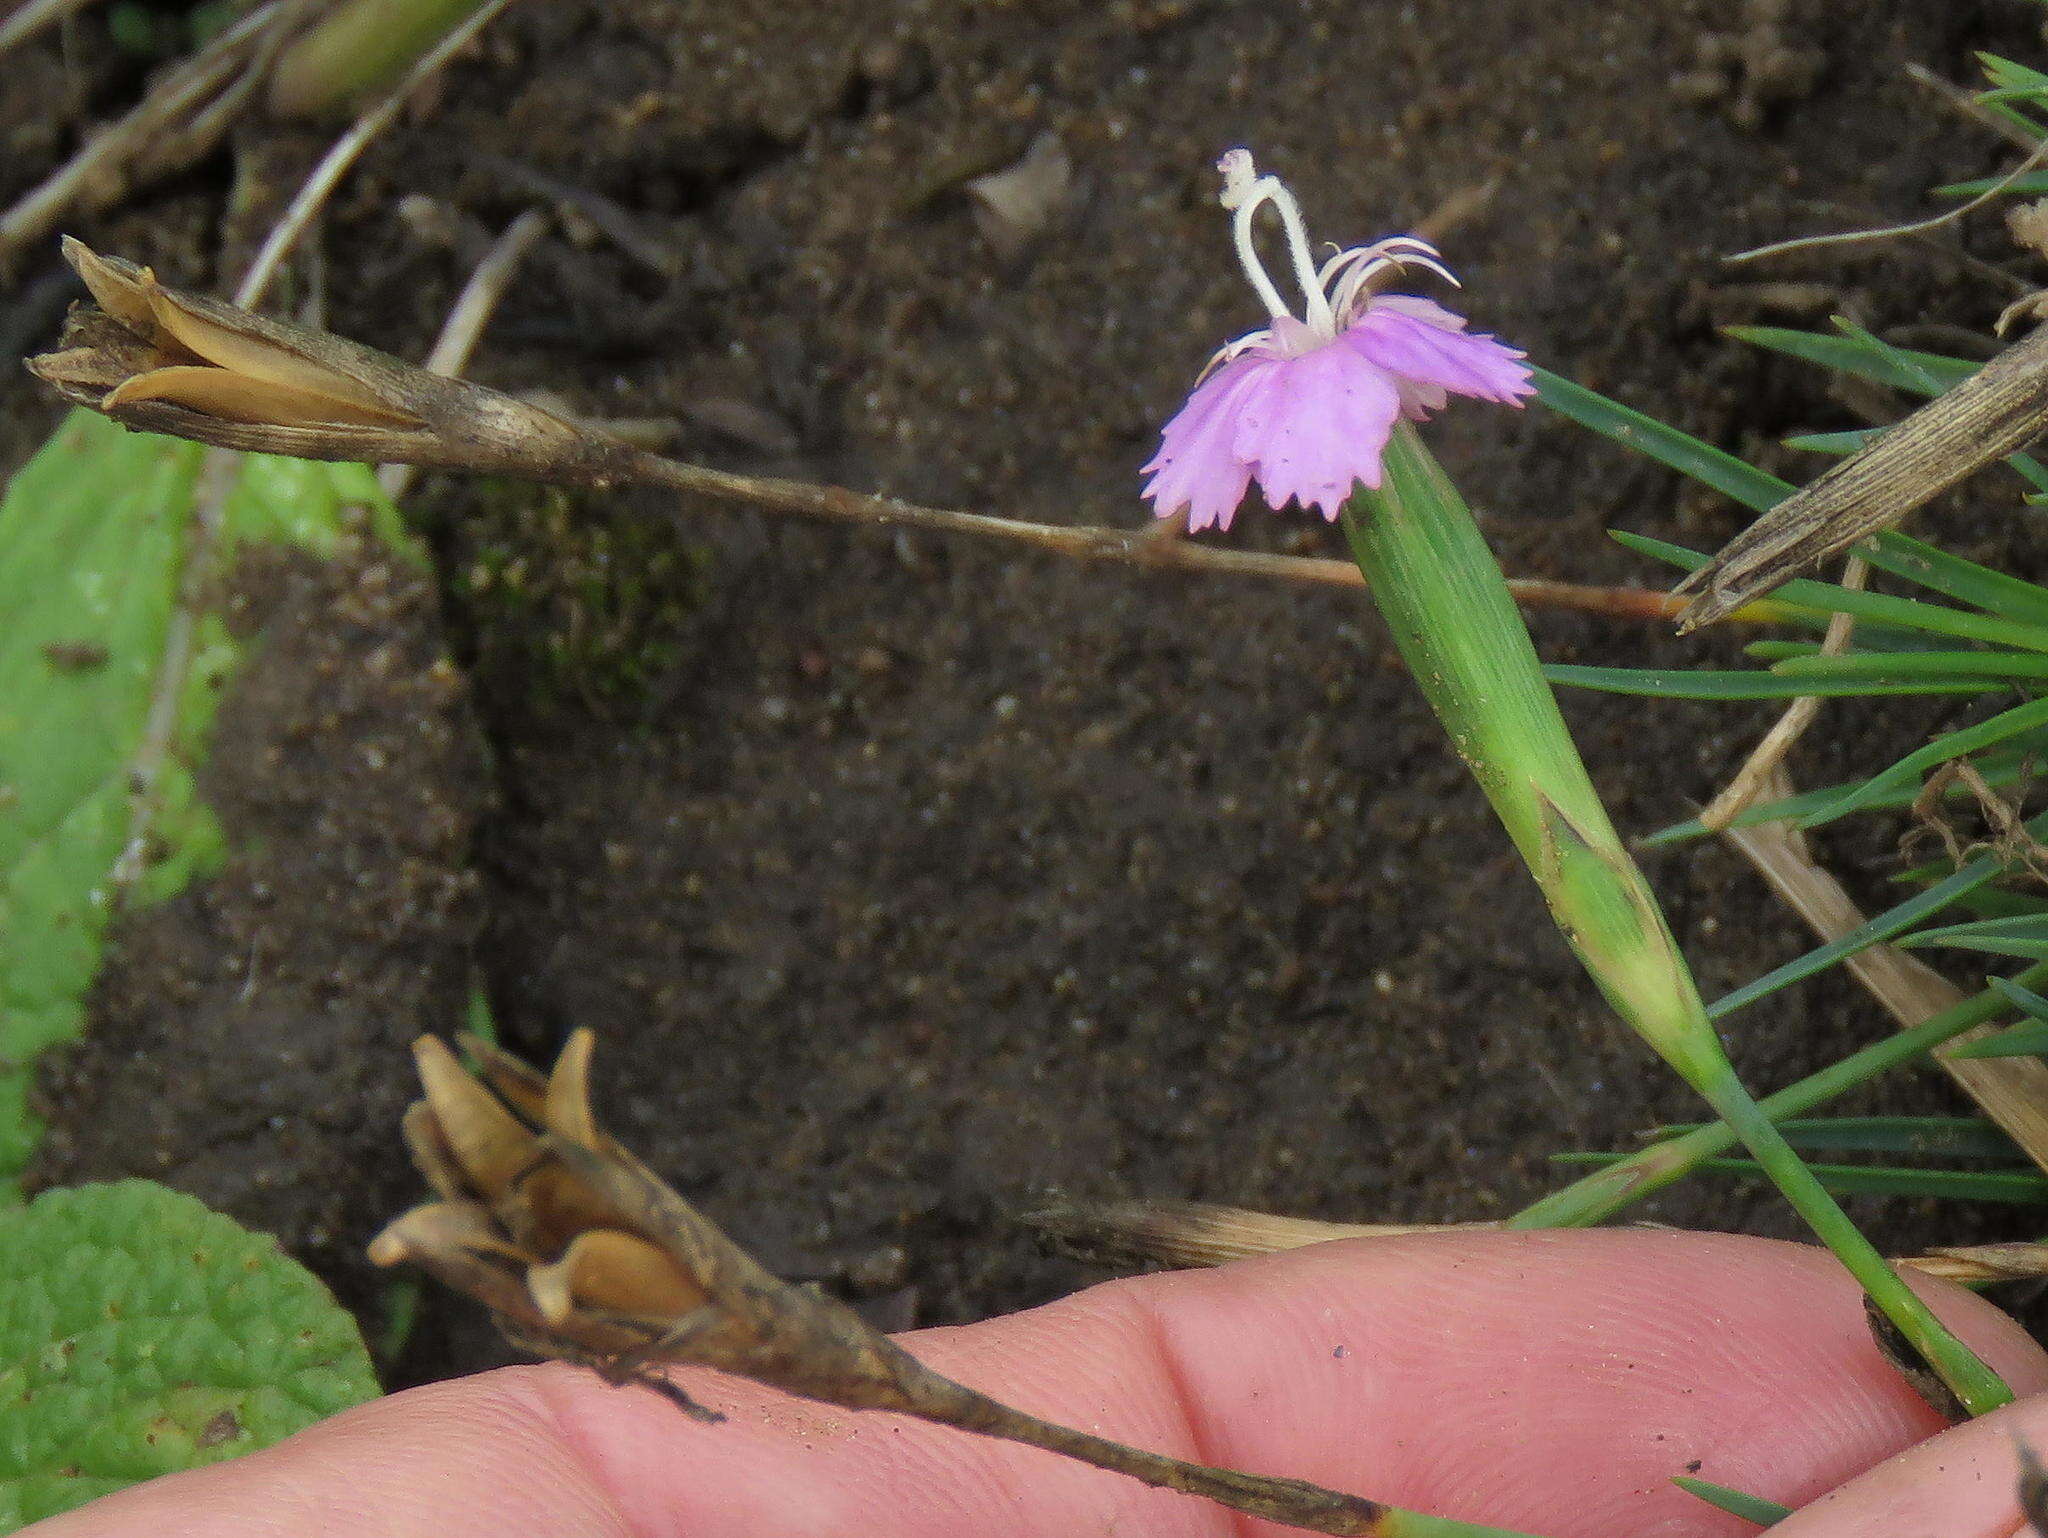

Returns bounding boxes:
[5,0,2048,1384]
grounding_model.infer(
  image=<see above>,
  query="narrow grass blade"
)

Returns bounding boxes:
[1644,752,2030,847]
[1772,651,2048,683]
[1727,326,1976,394]
[1862,532,2048,627]
[1530,368,1790,513]
[1544,665,1987,700]
[1671,1476,1793,1528]
[1644,1115,2020,1160]
[1611,532,2048,652]
[1899,915,2048,962]
[1552,1153,2048,1204]
[1707,851,2017,1019]
[1801,695,2048,828]
[1947,1025,2048,1059]
[1513,963,2048,1227]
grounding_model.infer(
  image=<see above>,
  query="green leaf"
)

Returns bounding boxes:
[1725,325,1977,394]
[1992,975,2048,1021]
[1530,368,1791,513]
[1861,533,2048,628]
[0,1180,378,1528]
[1801,695,2048,828]
[1671,1475,1793,1528]
[1899,914,2048,963]
[1783,427,1885,455]
[1551,1153,2048,1203]
[1946,1024,2048,1059]
[1644,1115,2021,1160]
[1707,850,2019,1018]
[1609,532,2048,652]
[1773,649,2048,683]
[1546,664,1992,700]
[0,413,411,1190]
[1730,325,2048,494]
[1643,751,2030,846]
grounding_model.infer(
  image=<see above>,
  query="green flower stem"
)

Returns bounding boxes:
[1510,962,2048,1227]
[1342,423,2011,1417]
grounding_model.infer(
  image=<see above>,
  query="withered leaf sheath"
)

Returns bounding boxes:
[1673,322,2048,631]
[371,1032,1403,1537]
[27,239,650,485]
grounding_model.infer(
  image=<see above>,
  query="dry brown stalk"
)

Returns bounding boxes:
[24,243,1698,628]
[1673,320,2048,631]
[371,1033,1478,1538]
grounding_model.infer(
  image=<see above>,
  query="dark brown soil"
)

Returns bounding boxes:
[8,0,2048,1385]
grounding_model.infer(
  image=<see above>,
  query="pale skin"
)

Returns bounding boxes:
[26,1229,2048,1538]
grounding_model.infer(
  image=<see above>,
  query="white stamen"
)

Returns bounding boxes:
[1216,150,1335,335]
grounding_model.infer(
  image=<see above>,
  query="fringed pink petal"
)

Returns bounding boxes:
[1141,353,1274,531]
[1341,304,1535,408]
[1232,342,1402,517]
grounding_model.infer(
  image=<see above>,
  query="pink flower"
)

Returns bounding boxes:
[1142,150,1535,532]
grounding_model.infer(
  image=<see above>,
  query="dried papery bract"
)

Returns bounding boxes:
[28,240,648,486]
[372,1033,1538,1538]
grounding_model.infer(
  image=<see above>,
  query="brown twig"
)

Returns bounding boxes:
[0,0,104,58]
[29,243,1699,626]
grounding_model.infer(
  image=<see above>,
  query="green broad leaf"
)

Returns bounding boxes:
[1530,368,1792,514]
[1671,1475,1793,1528]
[1544,664,1988,700]
[1899,914,2048,963]
[1551,1152,2048,1203]
[1644,1115,2021,1160]
[0,1180,379,1528]
[1801,694,2048,828]
[0,412,411,1190]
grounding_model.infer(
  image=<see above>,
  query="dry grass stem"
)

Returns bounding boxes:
[1720,770,2048,1176]
[1674,317,2048,629]
[372,1034,1430,1537]
[0,0,103,58]
[1029,1198,1493,1269]
[1698,556,1865,831]
[25,250,1693,627]
[1725,135,2048,266]
[0,2,293,272]
[379,207,550,500]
